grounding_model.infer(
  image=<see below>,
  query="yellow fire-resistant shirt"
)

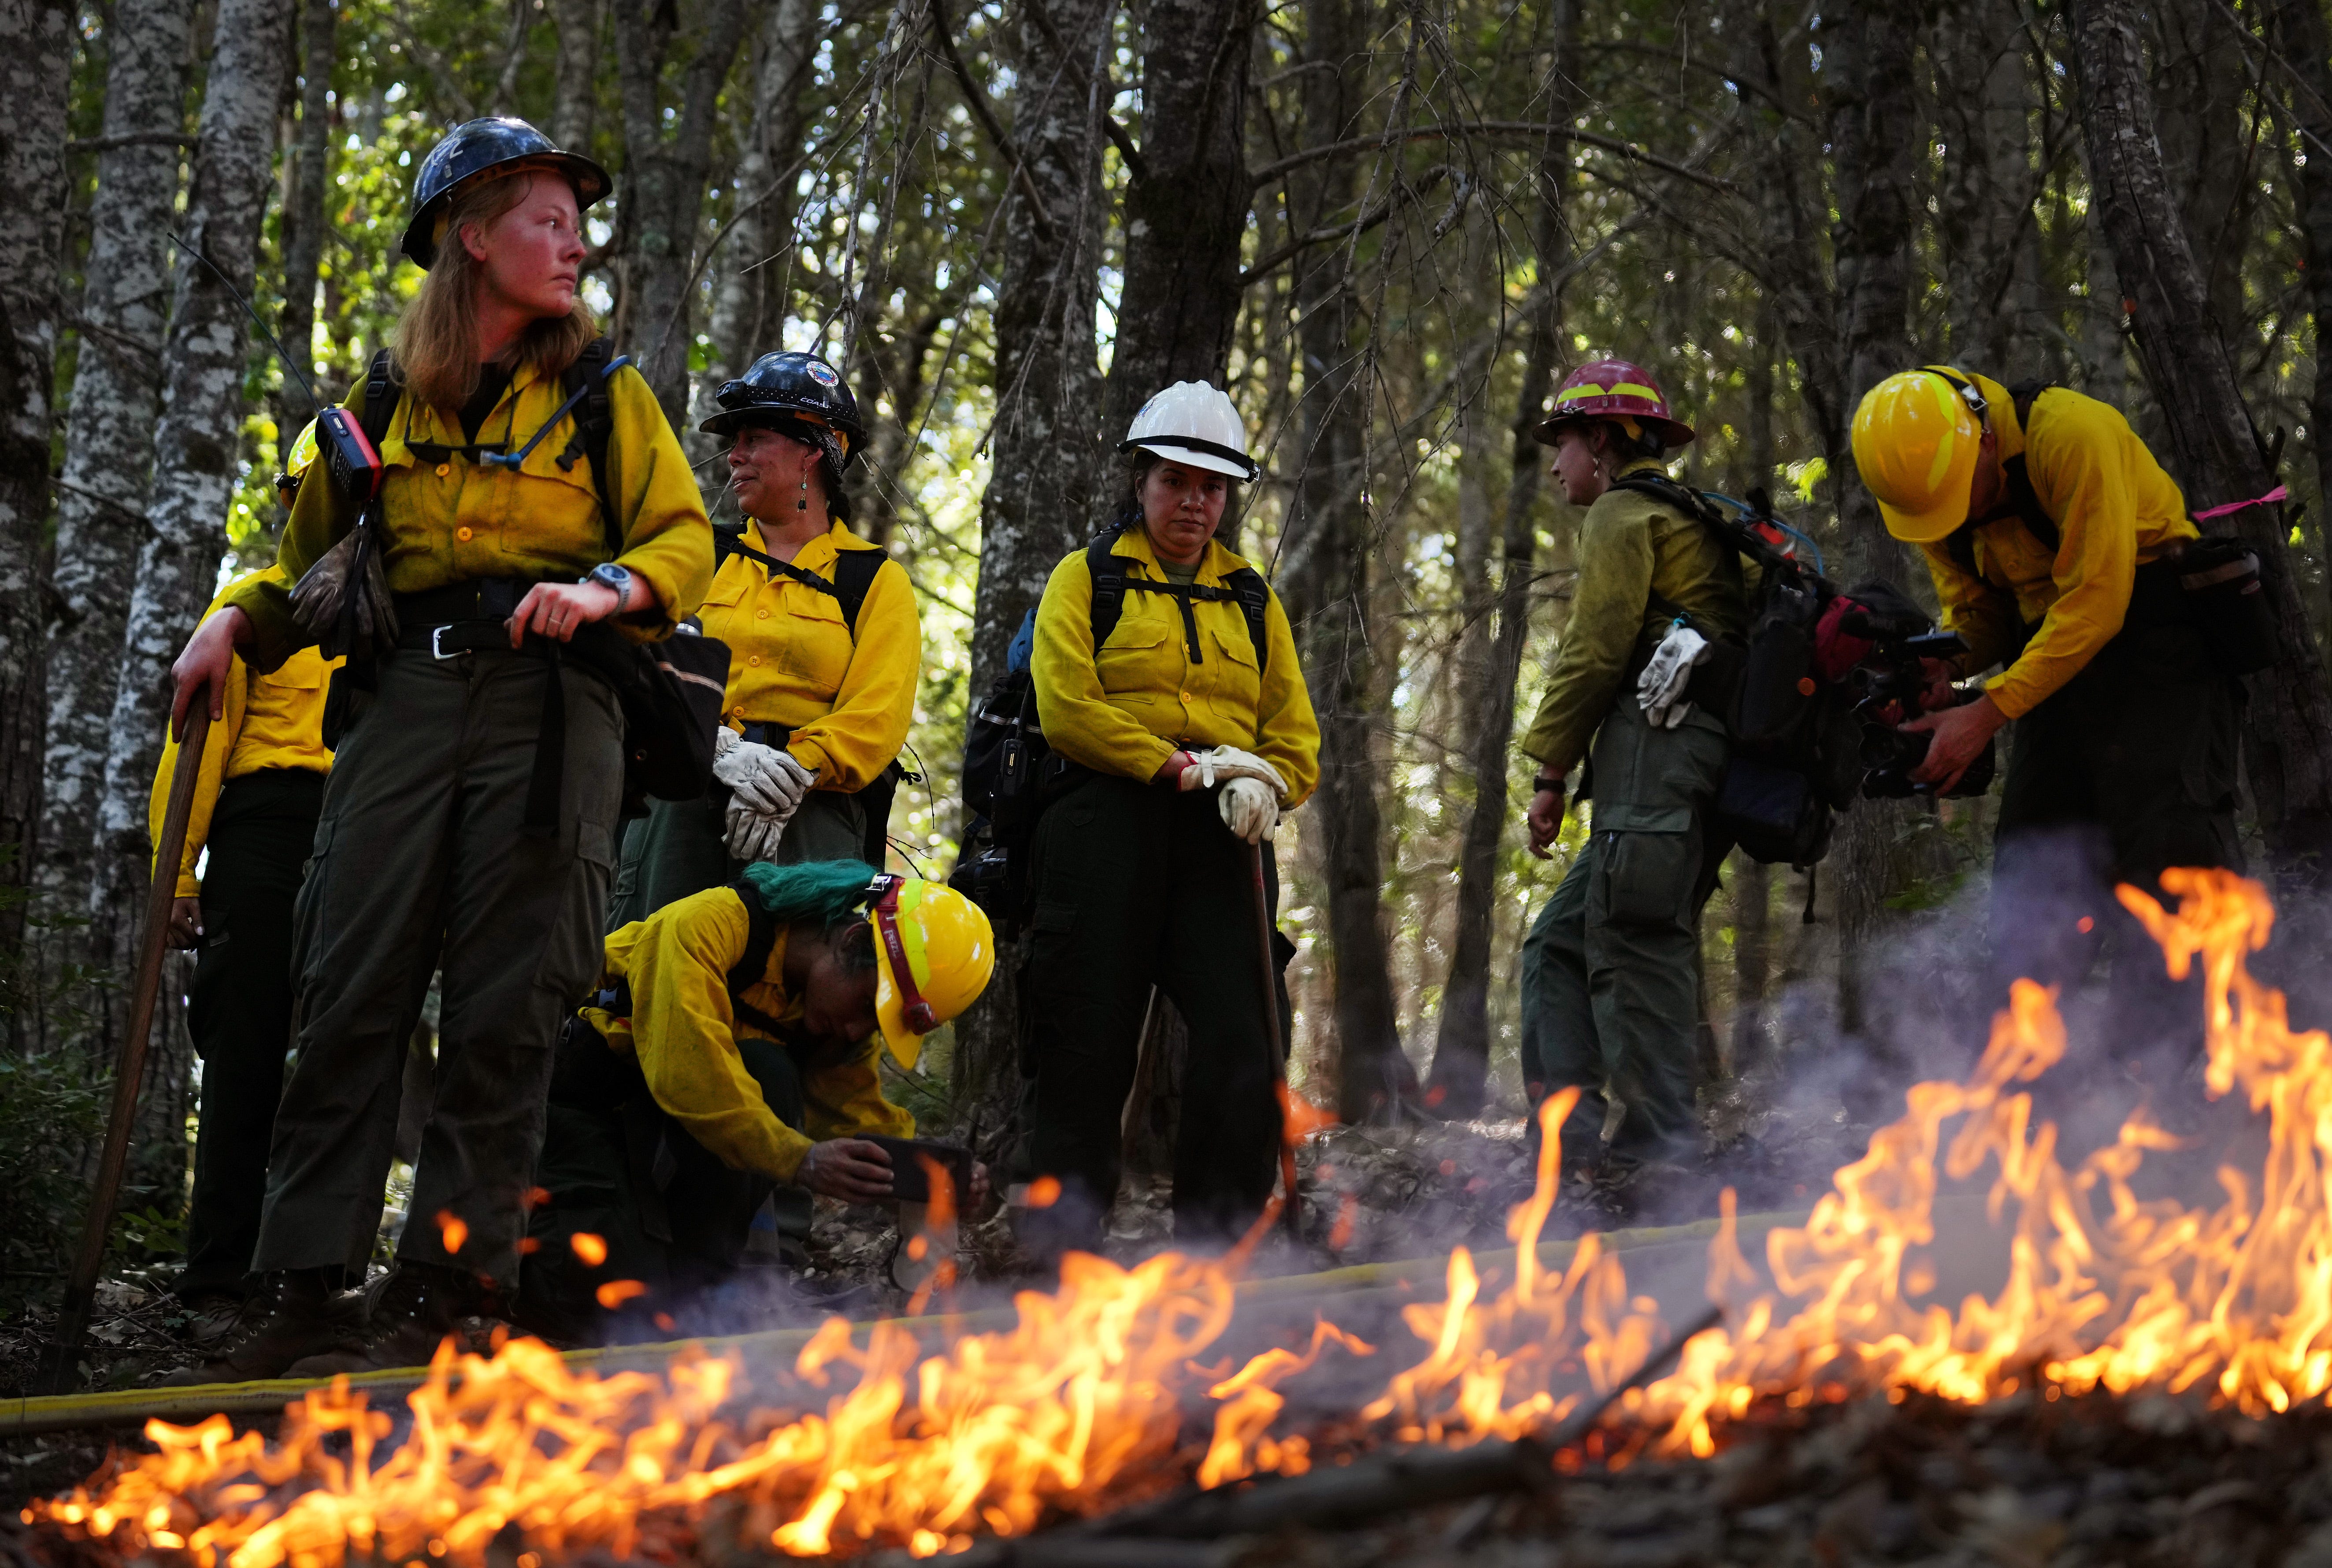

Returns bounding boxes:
[1031,529,1320,806]
[148,565,340,898]
[1920,374,2198,718]
[697,519,920,793]
[1519,459,1752,779]
[580,886,912,1184]
[227,356,715,672]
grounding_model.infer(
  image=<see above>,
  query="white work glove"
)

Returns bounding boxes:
[1177,745,1289,797]
[1635,622,1710,730]
[725,797,789,864]
[715,738,816,817]
[1218,775,1280,844]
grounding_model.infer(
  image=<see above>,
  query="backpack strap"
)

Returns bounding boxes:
[1083,526,1271,670]
[361,348,398,452]
[1086,529,1133,653]
[557,338,621,556]
[723,881,792,1038]
[715,528,886,637]
[1938,376,2063,576]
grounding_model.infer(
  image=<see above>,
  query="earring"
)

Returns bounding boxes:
[797,471,809,512]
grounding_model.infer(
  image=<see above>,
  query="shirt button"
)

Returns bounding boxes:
[456,526,473,542]
[1181,691,1194,704]
[749,655,761,666]
[436,463,451,477]
[757,609,770,619]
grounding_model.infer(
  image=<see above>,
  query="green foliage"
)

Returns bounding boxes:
[0,1051,109,1313]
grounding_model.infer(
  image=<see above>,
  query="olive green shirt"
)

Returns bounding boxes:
[1519,459,1750,779]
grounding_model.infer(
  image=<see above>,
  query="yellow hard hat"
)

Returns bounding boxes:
[866,875,995,1068]
[1851,370,1986,543]
[279,418,322,488]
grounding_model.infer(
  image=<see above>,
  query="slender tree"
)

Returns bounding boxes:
[2069,0,2332,880]
[546,0,604,150]
[612,0,752,425]
[87,0,297,1066]
[0,0,74,946]
[2268,0,2332,638]
[1427,0,1581,1115]
[276,0,337,434]
[35,0,193,1015]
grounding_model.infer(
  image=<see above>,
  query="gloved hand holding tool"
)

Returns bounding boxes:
[1177,745,1288,795]
[1635,620,1710,729]
[1218,775,1280,845]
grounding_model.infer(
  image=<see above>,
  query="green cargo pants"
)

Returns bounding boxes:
[180,767,327,1298]
[254,645,623,1288]
[1520,695,1730,1164]
[1987,608,2241,1047]
[1021,773,1290,1255]
[517,1028,806,1344]
[606,790,868,930]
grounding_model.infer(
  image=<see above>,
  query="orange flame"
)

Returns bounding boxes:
[33,870,2332,1560]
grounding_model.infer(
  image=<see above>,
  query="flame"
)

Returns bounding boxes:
[34,869,2332,1560]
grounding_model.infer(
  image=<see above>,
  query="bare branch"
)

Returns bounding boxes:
[927,0,1060,241]
[1250,119,1737,194]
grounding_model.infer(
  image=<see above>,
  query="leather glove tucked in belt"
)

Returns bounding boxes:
[1177,745,1289,796]
[715,733,817,816]
[1218,775,1280,845]
[1635,622,1711,730]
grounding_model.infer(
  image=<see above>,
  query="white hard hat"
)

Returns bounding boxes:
[1120,381,1258,481]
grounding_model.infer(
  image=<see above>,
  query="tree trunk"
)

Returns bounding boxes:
[1426,0,1582,1118]
[34,0,192,1041]
[951,0,1114,1138]
[697,0,817,462]
[2148,0,2253,340]
[546,0,604,151]
[83,0,293,1205]
[2269,0,2332,643]
[1276,0,1417,1124]
[1932,0,2050,378]
[612,0,752,427]
[275,0,334,433]
[1816,0,1937,1043]
[0,0,73,964]
[1092,0,1253,448]
[2069,0,2332,878]
[1728,297,1783,1072]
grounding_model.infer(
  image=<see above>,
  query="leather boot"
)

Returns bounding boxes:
[159,1270,356,1386]
[286,1260,494,1376]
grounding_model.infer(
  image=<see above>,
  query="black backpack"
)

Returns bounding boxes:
[951,526,1274,924]
[709,526,914,866]
[1605,472,1860,866]
[353,341,732,817]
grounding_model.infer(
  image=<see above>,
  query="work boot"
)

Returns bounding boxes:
[173,1289,245,1349]
[158,1270,353,1386]
[286,1260,496,1376]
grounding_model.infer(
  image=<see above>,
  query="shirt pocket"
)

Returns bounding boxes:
[1095,615,1172,703]
[1203,623,1261,733]
[778,583,852,694]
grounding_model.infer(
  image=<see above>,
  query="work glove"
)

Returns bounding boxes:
[1218,775,1280,845]
[715,736,816,817]
[725,797,789,864]
[1635,622,1710,730]
[1177,745,1289,797]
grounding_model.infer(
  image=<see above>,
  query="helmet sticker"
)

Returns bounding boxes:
[806,360,841,387]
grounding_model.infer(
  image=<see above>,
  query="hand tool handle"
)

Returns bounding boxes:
[37,699,214,1394]
[1248,841,1301,1239]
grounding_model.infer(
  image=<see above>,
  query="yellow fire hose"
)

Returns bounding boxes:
[0,1205,1808,1439]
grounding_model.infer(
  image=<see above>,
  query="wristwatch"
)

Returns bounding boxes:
[585,562,634,614]
[1531,775,1564,796]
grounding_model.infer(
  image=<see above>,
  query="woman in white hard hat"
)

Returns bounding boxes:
[1019,381,1320,1256]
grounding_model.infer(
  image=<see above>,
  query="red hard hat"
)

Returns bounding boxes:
[1532,357,1695,448]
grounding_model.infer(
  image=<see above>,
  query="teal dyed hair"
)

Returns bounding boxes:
[734,859,881,927]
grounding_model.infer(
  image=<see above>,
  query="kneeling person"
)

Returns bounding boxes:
[520,862,994,1340]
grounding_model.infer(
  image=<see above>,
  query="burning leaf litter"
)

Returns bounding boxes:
[19,868,2332,1562]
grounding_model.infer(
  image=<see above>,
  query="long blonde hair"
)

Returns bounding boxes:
[393,171,595,411]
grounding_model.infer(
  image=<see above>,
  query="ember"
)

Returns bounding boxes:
[22,868,2332,1561]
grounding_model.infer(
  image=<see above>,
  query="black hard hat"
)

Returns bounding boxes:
[699,351,865,470]
[401,116,611,269]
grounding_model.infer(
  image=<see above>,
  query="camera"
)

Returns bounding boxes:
[1843,625,1996,800]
